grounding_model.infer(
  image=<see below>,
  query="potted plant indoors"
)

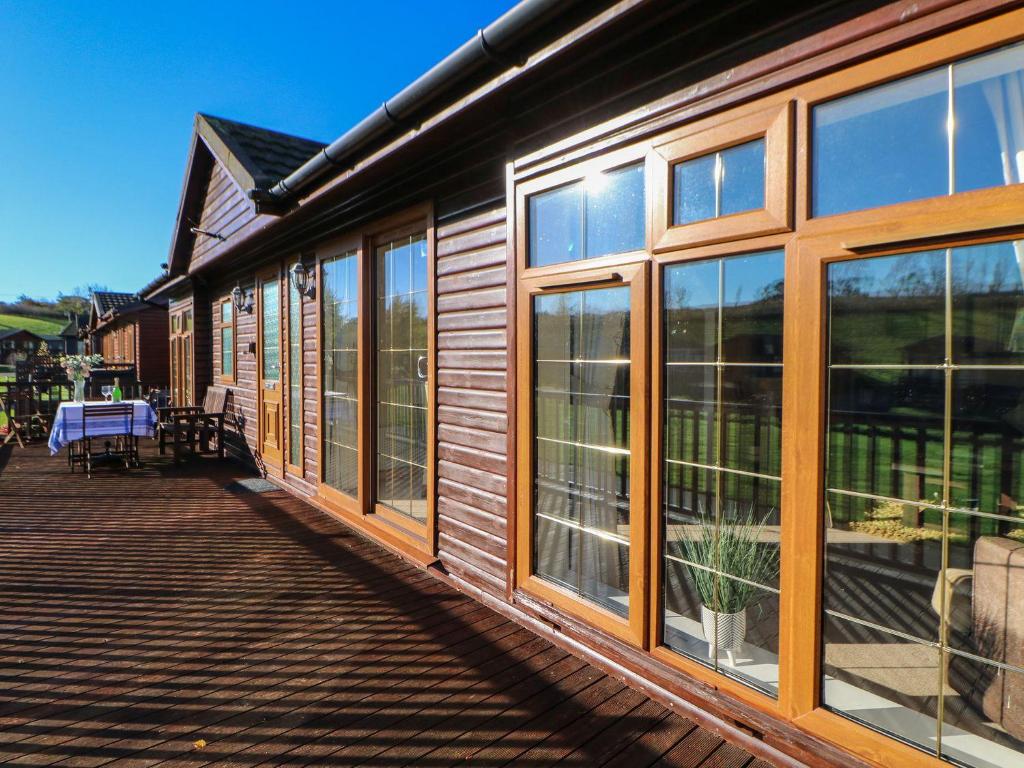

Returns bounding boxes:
[60,354,104,402]
[678,508,780,666]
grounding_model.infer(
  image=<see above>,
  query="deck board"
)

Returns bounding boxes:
[0,441,764,767]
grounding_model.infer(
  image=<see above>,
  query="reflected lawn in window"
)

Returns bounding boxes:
[661,250,783,697]
[533,285,631,615]
[321,251,360,498]
[824,240,1024,766]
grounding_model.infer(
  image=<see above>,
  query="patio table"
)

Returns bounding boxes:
[48,400,157,456]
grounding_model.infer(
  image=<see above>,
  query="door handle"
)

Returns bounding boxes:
[416,355,428,380]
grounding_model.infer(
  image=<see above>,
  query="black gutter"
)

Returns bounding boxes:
[256,0,582,205]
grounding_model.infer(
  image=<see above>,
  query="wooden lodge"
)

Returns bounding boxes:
[142,2,1024,766]
[88,290,169,389]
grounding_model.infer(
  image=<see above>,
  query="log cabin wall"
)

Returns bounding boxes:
[135,307,170,389]
[155,4,1024,766]
[188,162,258,271]
[434,206,510,599]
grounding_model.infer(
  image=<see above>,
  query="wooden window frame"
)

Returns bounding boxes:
[216,297,236,385]
[648,233,792,716]
[314,204,438,566]
[652,102,792,253]
[515,261,650,646]
[509,9,1024,768]
[317,235,364,518]
[515,143,652,281]
[285,260,305,478]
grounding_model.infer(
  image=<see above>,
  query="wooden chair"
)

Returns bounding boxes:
[157,386,228,463]
[77,403,136,479]
[0,383,49,447]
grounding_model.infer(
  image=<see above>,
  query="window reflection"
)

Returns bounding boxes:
[533,286,631,617]
[813,41,1024,217]
[322,251,359,497]
[673,139,766,225]
[376,235,429,522]
[824,240,1024,767]
[662,250,784,696]
[529,163,645,267]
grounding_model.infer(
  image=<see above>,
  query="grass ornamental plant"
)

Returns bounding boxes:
[678,507,780,615]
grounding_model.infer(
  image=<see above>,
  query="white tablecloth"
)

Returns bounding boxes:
[48,401,157,455]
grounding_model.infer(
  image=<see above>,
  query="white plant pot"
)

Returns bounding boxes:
[700,604,746,665]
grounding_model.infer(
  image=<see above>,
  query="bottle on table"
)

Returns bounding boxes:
[112,377,123,403]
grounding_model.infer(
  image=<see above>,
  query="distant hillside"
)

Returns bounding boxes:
[0,313,65,337]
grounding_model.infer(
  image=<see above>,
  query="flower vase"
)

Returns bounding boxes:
[73,378,86,403]
[700,604,746,666]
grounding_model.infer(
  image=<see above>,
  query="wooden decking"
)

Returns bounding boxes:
[0,441,767,767]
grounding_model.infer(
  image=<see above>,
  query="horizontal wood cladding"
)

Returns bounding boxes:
[190,164,255,266]
[434,205,509,598]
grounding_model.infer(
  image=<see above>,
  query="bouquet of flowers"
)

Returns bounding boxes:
[60,353,104,382]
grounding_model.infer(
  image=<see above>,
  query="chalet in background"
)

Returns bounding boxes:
[87,290,169,390]
[142,1,1024,766]
[56,312,88,356]
[0,329,45,366]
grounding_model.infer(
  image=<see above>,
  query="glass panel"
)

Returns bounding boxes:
[221,327,233,378]
[585,163,645,259]
[673,152,716,225]
[261,279,280,381]
[528,163,644,266]
[824,241,1024,764]
[664,258,719,364]
[529,183,582,268]
[950,369,1024,515]
[533,285,631,615]
[813,67,948,216]
[376,234,428,520]
[661,250,784,697]
[673,139,766,226]
[719,139,766,217]
[289,280,302,467]
[220,301,232,324]
[321,252,359,497]
[822,613,942,752]
[827,367,945,502]
[722,249,784,363]
[828,250,946,365]
[953,42,1024,194]
[951,240,1024,366]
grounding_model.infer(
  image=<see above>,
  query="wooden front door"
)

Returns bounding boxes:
[257,268,283,468]
[169,306,193,406]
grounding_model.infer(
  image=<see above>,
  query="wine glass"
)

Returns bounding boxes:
[101,385,114,402]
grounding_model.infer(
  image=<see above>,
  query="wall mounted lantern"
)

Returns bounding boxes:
[289,261,315,299]
[231,284,254,314]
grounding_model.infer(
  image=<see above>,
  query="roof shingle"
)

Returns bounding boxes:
[200,114,325,188]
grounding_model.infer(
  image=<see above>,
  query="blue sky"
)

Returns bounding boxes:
[0,0,516,302]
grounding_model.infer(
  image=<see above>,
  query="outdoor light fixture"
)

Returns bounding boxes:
[289,261,315,299]
[231,284,254,314]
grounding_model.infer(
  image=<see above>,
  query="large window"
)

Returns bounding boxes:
[823,240,1024,766]
[533,285,632,618]
[321,250,359,498]
[813,40,1024,217]
[375,233,429,523]
[287,273,303,470]
[661,250,784,696]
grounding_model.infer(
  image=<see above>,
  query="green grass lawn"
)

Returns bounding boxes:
[0,313,65,336]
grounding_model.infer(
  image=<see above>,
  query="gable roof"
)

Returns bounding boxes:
[0,328,44,342]
[58,313,89,337]
[93,291,138,316]
[200,114,325,191]
[165,114,326,276]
